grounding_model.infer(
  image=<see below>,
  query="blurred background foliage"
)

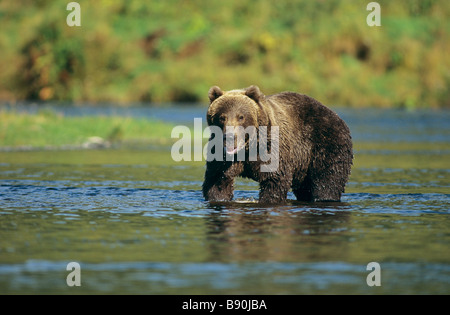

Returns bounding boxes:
[0,0,449,108]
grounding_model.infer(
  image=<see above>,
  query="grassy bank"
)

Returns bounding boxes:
[0,109,176,149]
[0,1,449,108]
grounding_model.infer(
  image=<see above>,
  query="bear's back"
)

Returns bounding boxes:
[265,91,352,154]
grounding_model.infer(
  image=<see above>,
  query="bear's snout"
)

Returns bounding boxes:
[223,131,237,153]
[223,129,247,156]
[223,132,235,142]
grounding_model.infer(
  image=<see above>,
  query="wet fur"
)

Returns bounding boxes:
[202,85,353,204]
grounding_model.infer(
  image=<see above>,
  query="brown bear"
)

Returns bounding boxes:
[202,85,353,204]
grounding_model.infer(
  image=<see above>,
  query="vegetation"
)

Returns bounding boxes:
[0,0,449,108]
[0,109,176,148]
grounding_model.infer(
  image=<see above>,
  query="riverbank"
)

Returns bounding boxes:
[0,109,176,150]
[2,106,450,156]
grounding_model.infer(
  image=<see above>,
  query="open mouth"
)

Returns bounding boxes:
[223,131,250,156]
[224,140,247,155]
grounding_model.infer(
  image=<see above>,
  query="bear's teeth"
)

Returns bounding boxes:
[224,142,245,155]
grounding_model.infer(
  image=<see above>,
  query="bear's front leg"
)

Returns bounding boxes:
[259,179,290,204]
[202,168,234,202]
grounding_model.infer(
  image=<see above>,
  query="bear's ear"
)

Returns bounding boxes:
[245,85,263,103]
[208,86,223,103]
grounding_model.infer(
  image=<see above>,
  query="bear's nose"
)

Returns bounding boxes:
[223,132,235,142]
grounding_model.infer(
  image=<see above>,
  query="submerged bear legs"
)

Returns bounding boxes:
[202,176,234,201]
[293,166,348,202]
[202,164,235,201]
[259,178,291,204]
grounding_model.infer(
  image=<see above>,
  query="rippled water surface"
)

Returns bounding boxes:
[0,107,449,294]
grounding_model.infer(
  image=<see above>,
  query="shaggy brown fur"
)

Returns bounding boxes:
[202,85,353,204]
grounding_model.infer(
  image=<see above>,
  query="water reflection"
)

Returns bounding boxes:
[205,201,352,262]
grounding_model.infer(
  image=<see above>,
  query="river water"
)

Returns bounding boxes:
[0,106,449,294]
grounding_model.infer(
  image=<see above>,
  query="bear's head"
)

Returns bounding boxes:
[206,85,266,156]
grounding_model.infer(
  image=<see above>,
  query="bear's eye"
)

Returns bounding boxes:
[238,115,244,122]
[218,115,226,123]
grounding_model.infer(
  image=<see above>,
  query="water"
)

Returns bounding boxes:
[0,107,449,294]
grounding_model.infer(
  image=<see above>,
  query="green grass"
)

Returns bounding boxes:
[0,109,176,148]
